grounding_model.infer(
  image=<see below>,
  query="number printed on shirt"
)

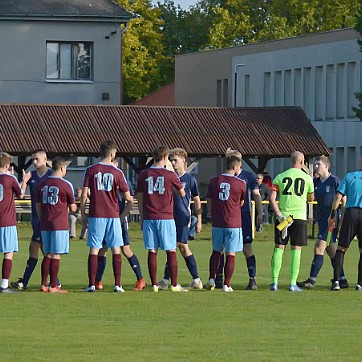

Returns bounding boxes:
[219,182,230,201]
[281,177,305,196]
[41,185,59,205]
[146,176,165,195]
[0,184,3,202]
[95,172,114,191]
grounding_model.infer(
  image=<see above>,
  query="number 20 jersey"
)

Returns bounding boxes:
[272,168,314,220]
[83,163,129,218]
[207,174,246,228]
[136,167,183,220]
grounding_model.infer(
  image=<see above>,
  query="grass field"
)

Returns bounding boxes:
[1,222,361,361]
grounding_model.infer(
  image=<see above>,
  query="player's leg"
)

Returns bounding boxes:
[40,231,51,291]
[242,212,257,290]
[271,221,287,291]
[206,227,223,290]
[69,214,77,239]
[357,233,362,290]
[121,220,146,291]
[95,246,107,290]
[1,252,16,293]
[1,226,18,293]
[215,253,224,288]
[178,241,202,289]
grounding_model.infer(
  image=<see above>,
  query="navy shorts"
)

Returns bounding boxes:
[176,225,189,244]
[242,211,252,244]
[274,219,308,247]
[317,220,338,243]
[121,220,130,246]
[338,208,362,249]
[31,219,42,243]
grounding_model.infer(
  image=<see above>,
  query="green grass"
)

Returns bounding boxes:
[1,222,361,361]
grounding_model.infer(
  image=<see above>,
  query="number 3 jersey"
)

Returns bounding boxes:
[207,173,246,228]
[36,176,75,231]
[272,168,314,220]
[136,166,183,220]
[83,163,129,218]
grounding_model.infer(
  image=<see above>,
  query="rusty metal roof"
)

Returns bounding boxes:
[0,104,330,158]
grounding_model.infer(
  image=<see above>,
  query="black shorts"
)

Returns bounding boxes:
[338,208,362,249]
[274,219,308,247]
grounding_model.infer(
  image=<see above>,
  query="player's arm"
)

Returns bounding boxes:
[328,191,343,227]
[269,189,281,215]
[20,169,31,193]
[120,191,134,221]
[177,187,186,197]
[80,186,89,226]
[35,202,42,220]
[69,202,77,213]
[252,188,263,225]
[137,192,144,228]
[192,195,202,233]
[307,192,315,202]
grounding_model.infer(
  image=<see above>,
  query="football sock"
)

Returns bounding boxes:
[271,248,284,284]
[290,249,301,285]
[88,254,98,287]
[163,263,170,280]
[246,255,256,278]
[333,249,345,282]
[1,259,12,288]
[310,254,323,280]
[185,254,199,279]
[127,254,143,281]
[358,253,362,286]
[216,253,224,277]
[23,257,38,286]
[148,251,157,286]
[167,251,178,287]
[209,250,221,279]
[331,257,346,280]
[95,255,107,283]
[112,254,122,287]
[41,256,51,286]
[224,255,235,287]
[50,259,60,288]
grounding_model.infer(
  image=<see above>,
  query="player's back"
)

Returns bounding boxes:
[84,163,128,218]
[0,173,21,227]
[238,169,258,213]
[37,176,75,231]
[137,166,182,220]
[207,173,246,228]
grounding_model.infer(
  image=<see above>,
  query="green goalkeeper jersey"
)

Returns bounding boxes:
[272,168,314,220]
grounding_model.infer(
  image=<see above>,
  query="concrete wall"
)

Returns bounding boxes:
[0,20,122,105]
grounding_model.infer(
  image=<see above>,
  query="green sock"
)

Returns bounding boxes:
[271,248,284,284]
[290,249,302,285]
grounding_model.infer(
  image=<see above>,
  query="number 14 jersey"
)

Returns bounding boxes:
[272,168,314,220]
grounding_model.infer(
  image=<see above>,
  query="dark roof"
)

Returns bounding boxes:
[0,104,330,158]
[0,0,131,20]
[132,83,175,106]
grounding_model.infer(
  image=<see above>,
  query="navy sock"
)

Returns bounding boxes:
[95,256,106,283]
[185,254,199,279]
[127,254,143,281]
[358,254,362,286]
[216,254,224,277]
[163,263,170,280]
[333,250,345,281]
[22,257,38,286]
[331,257,346,279]
[310,254,323,279]
[246,255,256,278]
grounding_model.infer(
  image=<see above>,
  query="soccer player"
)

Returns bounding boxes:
[297,156,348,289]
[0,152,24,293]
[158,148,203,290]
[36,157,76,293]
[270,151,314,292]
[136,145,186,292]
[330,156,362,291]
[94,159,146,291]
[205,149,246,292]
[215,156,263,290]
[80,141,133,293]
[11,150,52,291]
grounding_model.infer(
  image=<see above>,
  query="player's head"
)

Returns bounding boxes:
[0,152,12,169]
[256,173,264,185]
[32,149,47,170]
[51,157,69,176]
[153,145,169,166]
[225,148,242,175]
[314,155,330,177]
[100,141,117,161]
[290,151,304,168]
[170,148,187,173]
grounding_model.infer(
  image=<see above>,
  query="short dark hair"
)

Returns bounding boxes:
[100,140,117,158]
[51,157,67,171]
[153,145,169,162]
[315,155,330,170]
[0,152,12,168]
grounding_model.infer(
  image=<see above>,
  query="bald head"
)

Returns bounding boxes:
[291,151,305,169]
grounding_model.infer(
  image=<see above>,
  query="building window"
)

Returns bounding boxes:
[46,42,93,80]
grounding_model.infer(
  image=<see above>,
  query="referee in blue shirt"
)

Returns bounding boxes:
[330,156,362,291]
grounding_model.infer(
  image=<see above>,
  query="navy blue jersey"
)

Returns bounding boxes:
[118,179,134,214]
[174,173,199,227]
[237,170,258,213]
[314,174,340,221]
[27,169,52,217]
